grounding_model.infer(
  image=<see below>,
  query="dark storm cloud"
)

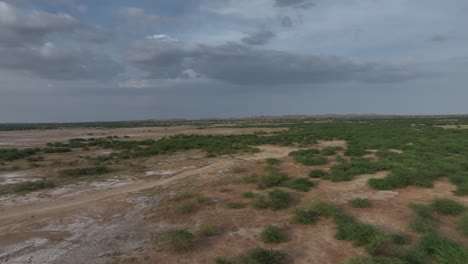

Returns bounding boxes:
[241,29,276,45]
[280,16,293,27]
[0,1,119,80]
[129,39,417,86]
[0,43,123,80]
[274,0,315,8]
[430,34,447,42]
[0,1,111,46]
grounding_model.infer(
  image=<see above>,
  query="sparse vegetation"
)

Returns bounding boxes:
[431,198,465,216]
[265,158,280,166]
[260,225,287,243]
[283,178,315,192]
[292,208,319,224]
[267,189,292,210]
[458,213,468,236]
[349,198,372,208]
[242,191,255,198]
[199,224,219,237]
[165,229,194,253]
[308,169,328,178]
[289,149,328,166]
[214,247,287,264]
[59,166,111,177]
[0,179,56,195]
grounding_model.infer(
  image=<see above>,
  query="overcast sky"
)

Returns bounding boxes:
[1,0,467,122]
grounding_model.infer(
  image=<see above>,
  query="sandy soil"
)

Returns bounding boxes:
[0,127,467,264]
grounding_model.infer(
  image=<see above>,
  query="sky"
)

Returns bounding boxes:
[0,0,467,122]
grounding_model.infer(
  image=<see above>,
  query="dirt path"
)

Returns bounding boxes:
[0,162,226,225]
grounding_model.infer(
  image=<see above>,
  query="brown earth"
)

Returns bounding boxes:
[0,127,467,264]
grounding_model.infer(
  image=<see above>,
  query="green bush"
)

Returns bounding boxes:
[0,148,40,161]
[253,196,270,209]
[289,149,327,166]
[292,208,318,224]
[327,158,386,182]
[11,180,55,193]
[199,224,219,237]
[166,229,194,253]
[242,191,255,198]
[321,146,342,156]
[419,232,468,264]
[260,225,287,243]
[265,158,281,166]
[349,198,372,208]
[431,198,465,216]
[334,213,387,254]
[312,201,337,217]
[409,203,435,233]
[257,171,289,189]
[268,189,292,210]
[59,166,111,177]
[237,248,287,264]
[43,147,72,153]
[458,213,468,237]
[308,169,329,178]
[283,178,315,192]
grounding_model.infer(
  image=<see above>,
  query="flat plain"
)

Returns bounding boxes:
[0,118,467,264]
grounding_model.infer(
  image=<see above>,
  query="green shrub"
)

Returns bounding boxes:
[220,188,233,193]
[321,146,341,156]
[283,178,315,192]
[238,248,287,264]
[419,232,468,264]
[458,213,468,236]
[292,208,318,224]
[346,256,405,264]
[214,248,288,264]
[260,225,287,243]
[166,229,194,253]
[11,180,55,193]
[409,203,435,233]
[242,191,255,198]
[0,148,40,162]
[257,172,289,189]
[390,234,409,245]
[253,196,270,209]
[308,169,329,178]
[289,149,327,166]
[265,158,280,166]
[268,189,292,210]
[43,147,72,153]
[225,202,247,209]
[199,224,219,237]
[349,198,372,208]
[334,213,387,254]
[312,201,337,217]
[59,166,111,177]
[327,158,386,182]
[431,198,465,216]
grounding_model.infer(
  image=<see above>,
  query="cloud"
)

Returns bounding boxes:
[241,29,276,45]
[430,34,447,42]
[280,16,293,27]
[0,42,123,80]
[274,0,316,8]
[129,38,417,86]
[121,7,179,26]
[0,1,111,46]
